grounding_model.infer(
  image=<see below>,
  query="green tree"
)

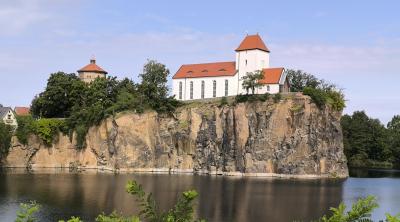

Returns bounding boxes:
[241,70,264,95]
[387,115,400,166]
[138,60,171,112]
[341,111,391,168]
[0,122,12,160]
[31,72,86,118]
[286,69,321,92]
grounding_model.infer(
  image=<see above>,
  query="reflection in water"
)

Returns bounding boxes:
[0,169,344,222]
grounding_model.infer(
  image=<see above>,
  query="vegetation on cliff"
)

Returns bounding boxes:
[286,69,345,111]
[0,122,12,160]
[341,111,400,169]
[27,60,181,148]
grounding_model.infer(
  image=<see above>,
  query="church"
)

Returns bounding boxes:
[172,34,290,101]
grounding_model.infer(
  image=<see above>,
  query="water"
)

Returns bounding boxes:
[0,168,399,222]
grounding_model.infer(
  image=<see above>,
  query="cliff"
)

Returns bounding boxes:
[2,94,348,178]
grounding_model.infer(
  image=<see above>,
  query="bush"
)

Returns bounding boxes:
[219,97,228,107]
[273,93,282,103]
[0,122,12,159]
[15,115,35,145]
[303,87,327,108]
[234,93,271,104]
[32,118,67,146]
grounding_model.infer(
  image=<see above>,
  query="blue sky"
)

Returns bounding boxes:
[0,0,399,123]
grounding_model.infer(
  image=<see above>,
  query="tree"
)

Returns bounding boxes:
[341,111,391,168]
[286,69,320,92]
[387,115,400,166]
[241,70,264,95]
[0,122,12,160]
[138,60,169,106]
[31,72,85,118]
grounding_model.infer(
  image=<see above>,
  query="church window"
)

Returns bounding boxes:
[267,85,270,91]
[213,80,217,97]
[179,82,183,99]
[201,81,205,99]
[225,80,228,96]
[190,81,193,99]
[245,60,247,66]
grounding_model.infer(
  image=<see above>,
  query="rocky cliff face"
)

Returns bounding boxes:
[2,94,348,178]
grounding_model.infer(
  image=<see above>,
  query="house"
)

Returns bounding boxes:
[14,107,30,116]
[0,106,17,128]
[172,34,290,101]
[77,58,108,83]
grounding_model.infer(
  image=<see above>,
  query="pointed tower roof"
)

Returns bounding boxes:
[235,34,270,52]
[77,58,108,74]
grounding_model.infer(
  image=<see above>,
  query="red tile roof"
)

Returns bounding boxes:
[259,68,284,84]
[77,59,108,74]
[172,61,236,79]
[235,34,270,52]
[14,107,30,116]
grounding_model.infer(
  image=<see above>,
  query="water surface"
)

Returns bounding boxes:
[0,168,399,222]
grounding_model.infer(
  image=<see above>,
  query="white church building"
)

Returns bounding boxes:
[172,34,290,101]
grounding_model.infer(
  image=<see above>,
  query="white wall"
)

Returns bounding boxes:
[256,84,280,94]
[173,75,240,101]
[236,49,270,94]
[78,72,107,83]
[2,110,17,128]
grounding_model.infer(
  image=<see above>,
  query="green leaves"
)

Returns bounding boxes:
[15,201,40,222]
[0,122,12,159]
[241,70,264,95]
[319,196,378,222]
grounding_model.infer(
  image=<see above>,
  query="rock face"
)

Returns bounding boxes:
[2,95,348,178]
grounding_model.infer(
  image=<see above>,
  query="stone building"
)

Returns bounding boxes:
[77,58,108,83]
[172,34,290,101]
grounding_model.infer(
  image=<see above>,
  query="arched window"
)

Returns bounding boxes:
[267,85,270,91]
[179,82,183,99]
[190,81,193,99]
[201,81,205,99]
[245,60,248,66]
[213,80,217,97]
[225,80,228,96]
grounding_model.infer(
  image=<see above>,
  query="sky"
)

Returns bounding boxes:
[0,0,399,124]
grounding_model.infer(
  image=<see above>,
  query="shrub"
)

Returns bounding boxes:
[0,122,12,159]
[75,124,88,149]
[219,97,228,107]
[32,118,67,146]
[303,87,327,108]
[15,115,35,145]
[273,93,282,103]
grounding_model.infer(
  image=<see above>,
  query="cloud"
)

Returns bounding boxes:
[0,1,51,35]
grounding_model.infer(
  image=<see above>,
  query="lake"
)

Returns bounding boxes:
[0,168,399,222]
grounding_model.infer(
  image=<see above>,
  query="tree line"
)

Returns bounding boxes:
[342,111,400,169]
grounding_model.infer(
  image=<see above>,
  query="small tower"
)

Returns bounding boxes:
[77,57,108,83]
[235,34,270,93]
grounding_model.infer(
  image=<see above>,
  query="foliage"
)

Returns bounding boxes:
[235,93,270,104]
[286,69,321,92]
[273,93,282,103]
[33,118,67,146]
[125,180,204,222]
[0,122,12,159]
[319,196,378,222]
[286,69,345,111]
[387,115,400,167]
[95,212,139,222]
[15,116,35,145]
[241,70,264,95]
[59,217,83,222]
[29,60,181,149]
[15,201,40,222]
[219,97,228,107]
[341,111,394,168]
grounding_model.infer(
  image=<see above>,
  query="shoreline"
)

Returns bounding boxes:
[0,166,348,179]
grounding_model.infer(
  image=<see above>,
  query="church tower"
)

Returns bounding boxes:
[235,34,270,94]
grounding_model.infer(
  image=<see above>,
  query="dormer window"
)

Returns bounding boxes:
[201,69,208,72]
[219,68,226,72]
[187,71,193,74]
